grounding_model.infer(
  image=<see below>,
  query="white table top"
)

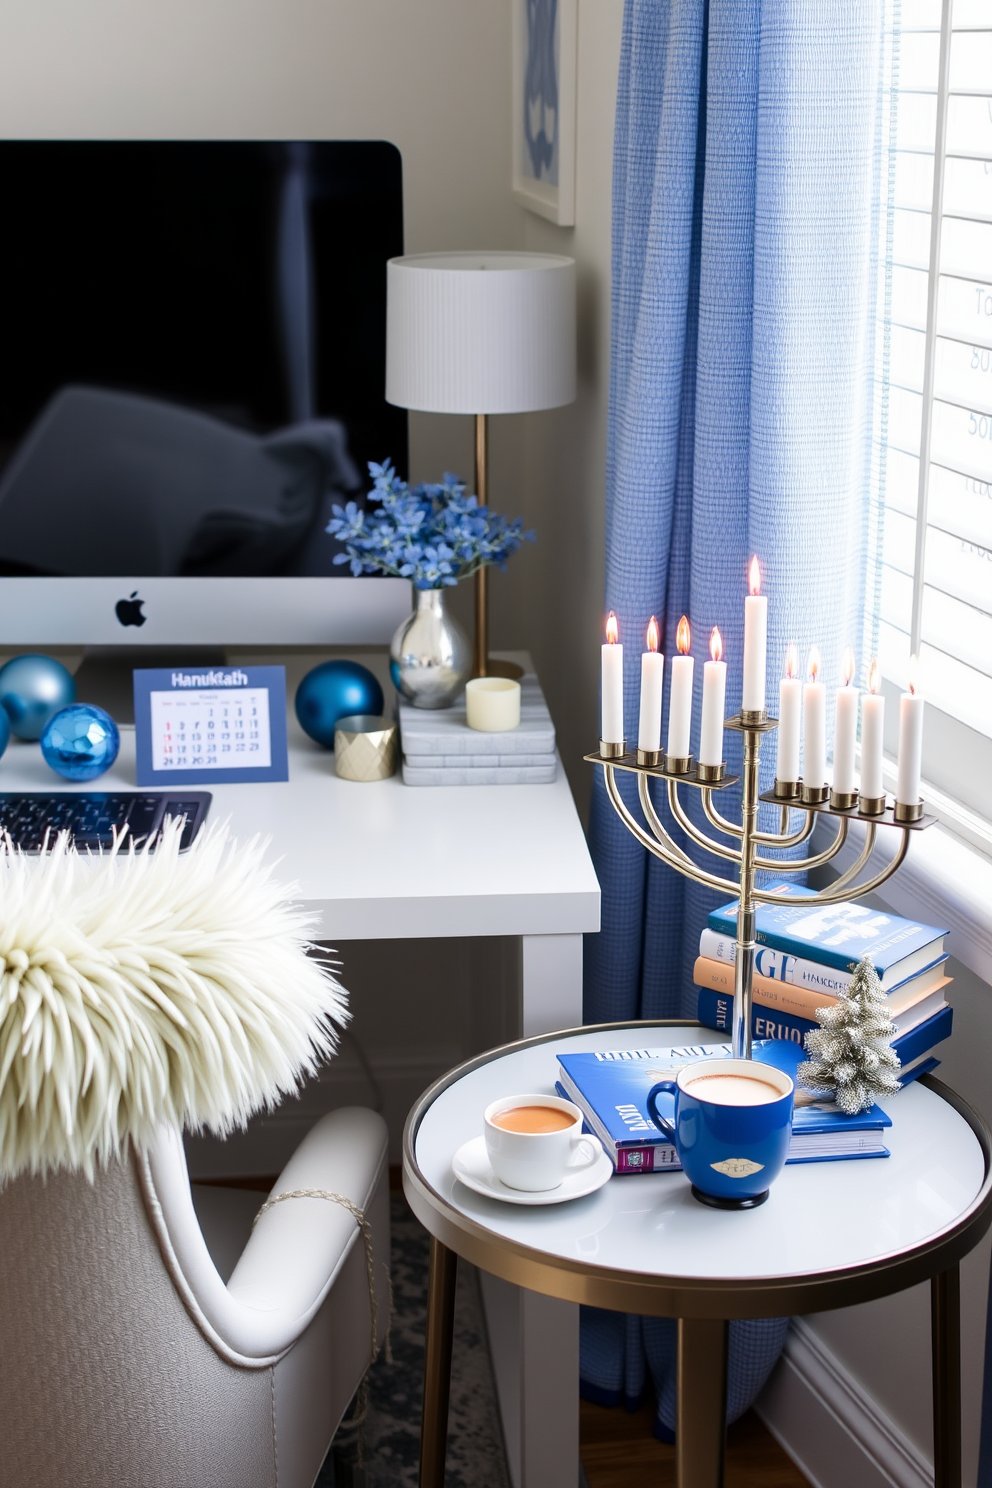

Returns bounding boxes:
[412,1025,987,1287]
[0,651,600,941]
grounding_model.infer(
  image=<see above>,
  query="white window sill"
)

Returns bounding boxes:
[809,814,992,986]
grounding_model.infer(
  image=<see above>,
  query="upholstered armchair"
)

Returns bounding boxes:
[0,821,385,1488]
[0,1108,389,1488]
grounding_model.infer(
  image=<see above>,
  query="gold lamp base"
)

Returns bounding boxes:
[471,414,525,682]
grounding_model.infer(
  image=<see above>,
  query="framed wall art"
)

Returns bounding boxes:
[511,0,577,226]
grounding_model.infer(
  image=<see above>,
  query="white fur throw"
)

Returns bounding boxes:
[0,820,347,1179]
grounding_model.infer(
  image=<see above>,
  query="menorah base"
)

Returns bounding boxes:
[691,1185,769,1210]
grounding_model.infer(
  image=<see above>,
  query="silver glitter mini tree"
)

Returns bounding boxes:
[797,956,903,1115]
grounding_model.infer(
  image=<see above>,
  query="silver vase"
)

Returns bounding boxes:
[389,588,471,709]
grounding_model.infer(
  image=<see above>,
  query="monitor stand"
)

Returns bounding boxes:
[73,647,228,725]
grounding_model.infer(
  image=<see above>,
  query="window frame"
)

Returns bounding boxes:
[873,0,992,834]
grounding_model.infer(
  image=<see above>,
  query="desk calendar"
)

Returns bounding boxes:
[133,666,289,786]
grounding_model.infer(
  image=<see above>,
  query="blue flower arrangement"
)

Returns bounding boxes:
[326,461,534,590]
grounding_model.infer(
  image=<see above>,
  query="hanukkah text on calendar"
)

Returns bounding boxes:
[170,670,250,688]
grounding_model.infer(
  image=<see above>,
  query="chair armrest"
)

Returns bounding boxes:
[228,1107,388,1316]
[141,1108,388,1366]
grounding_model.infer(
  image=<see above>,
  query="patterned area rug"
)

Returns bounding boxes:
[319,1196,511,1488]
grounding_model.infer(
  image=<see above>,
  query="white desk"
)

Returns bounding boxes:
[1,650,600,1487]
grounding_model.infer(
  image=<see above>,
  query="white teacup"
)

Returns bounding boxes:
[483,1094,603,1192]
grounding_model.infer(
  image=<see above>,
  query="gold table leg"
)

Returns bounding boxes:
[419,1237,458,1488]
[677,1316,729,1488]
[932,1264,962,1488]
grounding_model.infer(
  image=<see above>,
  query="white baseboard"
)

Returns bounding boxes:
[756,1318,933,1488]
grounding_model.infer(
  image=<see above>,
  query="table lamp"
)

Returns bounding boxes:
[386,251,576,678]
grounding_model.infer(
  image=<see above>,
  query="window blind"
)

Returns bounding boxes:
[876,0,992,746]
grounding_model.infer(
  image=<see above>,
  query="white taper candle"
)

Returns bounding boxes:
[742,555,767,713]
[860,658,885,800]
[896,659,924,806]
[802,646,827,789]
[698,627,727,767]
[601,611,624,744]
[637,616,664,753]
[832,647,859,795]
[667,615,694,759]
[775,642,801,784]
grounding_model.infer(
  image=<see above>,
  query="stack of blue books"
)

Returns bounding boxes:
[695,884,952,1084]
[556,1039,893,1176]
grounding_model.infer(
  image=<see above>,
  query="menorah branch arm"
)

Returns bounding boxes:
[603,767,740,896]
[753,817,849,873]
[631,772,694,868]
[752,809,817,848]
[700,789,815,850]
[751,823,909,905]
[700,790,744,839]
[666,778,742,863]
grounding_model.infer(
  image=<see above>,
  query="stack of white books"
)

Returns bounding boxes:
[399,672,557,786]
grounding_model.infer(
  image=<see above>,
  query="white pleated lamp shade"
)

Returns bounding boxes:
[386,252,576,415]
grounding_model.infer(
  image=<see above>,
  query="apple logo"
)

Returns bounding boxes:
[116,591,146,627]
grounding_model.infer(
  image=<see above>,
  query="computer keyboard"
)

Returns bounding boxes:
[0,792,211,853]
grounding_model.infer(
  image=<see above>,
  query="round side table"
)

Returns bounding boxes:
[402,1021,992,1488]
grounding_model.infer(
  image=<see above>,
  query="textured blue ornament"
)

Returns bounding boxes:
[0,654,76,741]
[41,704,120,782]
[295,661,384,748]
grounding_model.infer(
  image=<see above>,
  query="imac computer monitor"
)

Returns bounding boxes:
[0,140,411,646]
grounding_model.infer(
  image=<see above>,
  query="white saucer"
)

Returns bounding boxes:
[451,1135,614,1206]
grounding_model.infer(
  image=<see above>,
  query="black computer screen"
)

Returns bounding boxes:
[0,140,406,577]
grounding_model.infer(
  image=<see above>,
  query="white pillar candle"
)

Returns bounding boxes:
[466,677,521,732]
[601,611,624,745]
[832,647,859,795]
[802,646,827,789]
[742,555,767,713]
[667,615,694,759]
[698,627,727,767]
[637,616,664,753]
[775,642,802,783]
[896,659,924,806]
[860,658,885,800]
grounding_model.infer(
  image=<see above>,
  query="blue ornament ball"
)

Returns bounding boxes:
[0,706,10,762]
[41,704,120,782]
[295,661,384,748]
[0,654,76,741]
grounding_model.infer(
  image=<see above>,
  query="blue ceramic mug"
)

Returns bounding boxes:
[646,1058,794,1209]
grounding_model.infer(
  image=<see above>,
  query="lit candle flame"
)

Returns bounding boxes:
[710,626,723,663]
[867,656,880,694]
[908,653,919,696]
[646,615,660,653]
[676,615,691,655]
[842,646,856,687]
[785,642,798,680]
[749,555,762,597]
[606,611,619,645]
[807,645,821,683]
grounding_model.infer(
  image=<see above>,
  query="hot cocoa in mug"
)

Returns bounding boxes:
[646,1058,795,1209]
[483,1094,603,1191]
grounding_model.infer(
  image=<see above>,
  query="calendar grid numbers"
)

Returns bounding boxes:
[150,689,273,773]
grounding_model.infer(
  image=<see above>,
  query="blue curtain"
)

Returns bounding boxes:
[582,0,885,1434]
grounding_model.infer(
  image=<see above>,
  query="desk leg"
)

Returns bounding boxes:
[677,1317,728,1488]
[932,1264,962,1488]
[419,1238,458,1488]
[521,934,584,1038]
